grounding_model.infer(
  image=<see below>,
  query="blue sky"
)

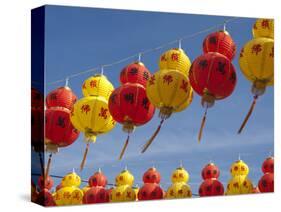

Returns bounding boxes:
[32,5,274,194]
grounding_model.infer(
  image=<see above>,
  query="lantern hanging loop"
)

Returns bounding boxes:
[178,39,182,49]
[237,95,258,134]
[100,66,104,75]
[141,118,165,153]
[138,53,142,63]
[65,77,69,87]
[223,21,227,32]
[198,105,208,143]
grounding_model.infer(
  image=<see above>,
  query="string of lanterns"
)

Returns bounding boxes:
[31,156,274,206]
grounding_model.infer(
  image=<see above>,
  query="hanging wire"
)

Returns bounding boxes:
[46,17,240,85]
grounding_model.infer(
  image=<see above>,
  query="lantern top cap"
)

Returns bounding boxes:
[133,61,145,66]
[218,30,230,35]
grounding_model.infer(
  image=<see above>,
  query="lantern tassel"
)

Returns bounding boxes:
[141,119,164,153]
[80,143,90,171]
[38,152,44,177]
[238,95,258,134]
[198,107,208,143]
[45,153,52,178]
[118,134,130,160]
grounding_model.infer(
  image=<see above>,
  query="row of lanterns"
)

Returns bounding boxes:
[31,19,274,179]
[32,156,274,206]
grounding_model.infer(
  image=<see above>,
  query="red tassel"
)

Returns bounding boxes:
[238,95,258,134]
[45,153,52,178]
[80,143,90,171]
[198,108,208,143]
[118,134,130,160]
[141,119,164,153]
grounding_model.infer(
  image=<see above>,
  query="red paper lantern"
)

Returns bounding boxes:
[138,183,164,200]
[262,157,274,174]
[37,189,56,206]
[46,86,77,110]
[203,31,236,61]
[45,107,79,150]
[37,175,54,191]
[120,62,151,87]
[88,170,108,187]
[258,173,274,193]
[143,167,161,184]
[201,163,220,180]
[84,187,109,204]
[198,179,224,196]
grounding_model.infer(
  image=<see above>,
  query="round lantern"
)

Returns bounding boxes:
[54,186,83,206]
[252,19,274,39]
[203,31,236,61]
[226,175,253,195]
[84,186,109,204]
[238,37,274,133]
[71,95,115,170]
[171,167,189,183]
[230,160,249,177]
[61,170,81,188]
[143,69,193,152]
[82,74,114,100]
[138,183,164,200]
[88,169,107,187]
[46,86,77,110]
[45,107,80,152]
[262,156,274,174]
[198,179,224,197]
[159,48,191,74]
[37,175,54,191]
[143,167,161,184]
[201,163,220,180]
[166,182,192,199]
[120,62,151,87]
[37,189,56,206]
[115,169,134,186]
[109,185,136,202]
[189,52,236,141]
[258,173,274,193]
[109,83,155,159]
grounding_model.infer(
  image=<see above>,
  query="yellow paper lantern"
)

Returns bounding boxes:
[226,176,253,195]
[159,48,191,74]
[171,167,189,183]
[238,36,274,133]
[82,74,114,100]
[252,19,274,39]
[109,185,136,202]
[54,186,84,206]
[166,182,192,199]
[230,160,249,177]
[115,169,134,186]
[61,171,81,187]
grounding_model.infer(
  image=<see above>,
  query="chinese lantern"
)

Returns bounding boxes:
[115,168,134,186]
[199,179,224,197]
[238,19,274,133]
[138,183,164,201]
[44,85,79,177]
[258,173,274,193]
[159,48,191,74]
[258,156,274,193]
[88,169,108,187]
[71,95,115,170]
[252,19,274,39]
[37,188,56,206]
[226,159,253,195]
[143,167,161,184]
[46,86,77,110]
[37,175,54,191]
[61,170,81,187]
[203,31,236,61]
[108,62,154,159]
[166,166,192,199]
[199,162,224,197]
[143,69,193,152]
[189,52,237,141]
[84,186,109,204]
[138,167,164,201]
[201,163,220,180]
[262,156,274,174]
